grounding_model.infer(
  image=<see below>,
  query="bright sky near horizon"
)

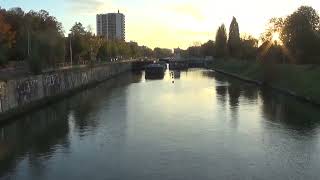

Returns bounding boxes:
[1,0,320,49]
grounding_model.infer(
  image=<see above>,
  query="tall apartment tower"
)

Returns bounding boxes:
[96,10,125,40]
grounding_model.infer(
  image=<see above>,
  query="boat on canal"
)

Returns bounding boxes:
[145,63,166,79]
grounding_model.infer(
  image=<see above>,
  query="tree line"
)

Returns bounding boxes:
[0,7,65,73]
[182,5,320,65]
[0,7,172,74]
[67,22,171,63]
[180,16,258,60]
[260,6,320,64]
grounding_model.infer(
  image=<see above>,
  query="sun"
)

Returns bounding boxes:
[271,32,281,44]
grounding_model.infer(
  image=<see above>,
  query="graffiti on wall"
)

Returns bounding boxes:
[82,73,88,83]
[0,82,7,112]
[44,74,60,87]
[16,79,38,104]
[0,82,6,97]
[43,74,62,95]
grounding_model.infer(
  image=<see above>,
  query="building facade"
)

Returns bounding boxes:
[96,11,125,40]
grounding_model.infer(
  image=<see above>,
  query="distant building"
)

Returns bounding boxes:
[96,10,125,40]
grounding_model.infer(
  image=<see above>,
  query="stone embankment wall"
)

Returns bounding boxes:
[0,62,132,122]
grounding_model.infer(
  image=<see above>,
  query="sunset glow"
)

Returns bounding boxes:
[272,32,281,44]
[2,0,320,49]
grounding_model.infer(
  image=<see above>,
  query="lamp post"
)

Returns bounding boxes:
[69,33,73,67]
[27,29,30,57]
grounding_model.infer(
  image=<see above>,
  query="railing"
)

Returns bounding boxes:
[42,58,156,73]
[0,58,157,79]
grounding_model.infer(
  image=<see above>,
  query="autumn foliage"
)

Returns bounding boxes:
[0,12,15,65]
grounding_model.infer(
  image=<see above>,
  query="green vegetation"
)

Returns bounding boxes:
[259,6,320,64]
[183,5,320,103]
[181,17,258,60]
[215,24,228,58]
[0,10,15,66]
[211,59,320,103]
[0,8,65,73]
[0,7,172,75]
[228,17,241,58]
[184,5,320,65]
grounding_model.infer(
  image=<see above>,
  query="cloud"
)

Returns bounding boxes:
[66,0,113,15]
[167,4,205,21]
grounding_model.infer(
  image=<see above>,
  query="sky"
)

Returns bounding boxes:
[1,0,320,49]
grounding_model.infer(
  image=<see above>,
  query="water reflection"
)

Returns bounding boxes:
[228,82,241,109]
[0,69,320,180]
[0,102,70,178]
[260,90,320,134]
[228,82,241,129]
[242,84,259,104]
[211,69,320,134]
[0,72,142,179]
[216,86,228,107]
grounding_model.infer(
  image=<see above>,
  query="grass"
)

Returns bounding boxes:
[210,59,320,103]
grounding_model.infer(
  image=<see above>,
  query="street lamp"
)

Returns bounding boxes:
[69,33,73,66]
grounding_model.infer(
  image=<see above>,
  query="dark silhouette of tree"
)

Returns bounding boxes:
[240,35,258,60]
[282,6,320,64]
[215,24,227,58]
[187,46,201,57]
[200,40,215,57]
[261,18,284,43]
[228,17,241,58]
[153,47,172,58]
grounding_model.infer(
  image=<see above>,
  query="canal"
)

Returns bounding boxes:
[1,68,320,180]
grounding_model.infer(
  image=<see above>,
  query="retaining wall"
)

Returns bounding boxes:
[0,62,132,122]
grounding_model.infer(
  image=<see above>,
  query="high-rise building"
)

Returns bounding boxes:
[96,10,125,40]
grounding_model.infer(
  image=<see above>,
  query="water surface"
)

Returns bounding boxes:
[1,69,320,180]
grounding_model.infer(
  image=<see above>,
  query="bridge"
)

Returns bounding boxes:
[131,58,210,71]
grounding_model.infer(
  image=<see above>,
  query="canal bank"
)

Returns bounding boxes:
[0,62,132,123]
[209,59,320,106]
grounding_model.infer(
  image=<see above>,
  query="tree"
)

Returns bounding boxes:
[200,40,215,57]
[140,46,153,58]
[27,10,65,66]
[240,35,258,60]
[69,22,90,63]
[70,22,86,36]
[261,17,284,43]
[0,11,15,65]
[0,7,65,70]
[187,46,201,57]
[228,17,241,57]
[97,41,109,61]
[0,6,159,73]
[4,7,27,60]
[154,48,172,58]
[215,24,228,58]
[282,6,320,64]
